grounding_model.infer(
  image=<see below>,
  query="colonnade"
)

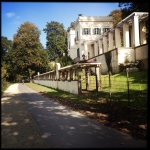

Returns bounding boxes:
[83,12,148,59]
[33,63,102,92]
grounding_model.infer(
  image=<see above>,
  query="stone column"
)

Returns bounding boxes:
[98,39,103,54]
[115,27,121,48]
[67,70,70,80]
[108,31,113,50]
[84,42,88,59]
[123,22,130,47]
[103,35,107,53]
[56,63,61,80]
[94,41,98,56]
[131,15,140,47]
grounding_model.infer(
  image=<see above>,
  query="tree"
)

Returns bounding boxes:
[1,36,12,62]
[12,21,50,80]
[3,51,18,81]
[118,3,149,19]
[119,2,149,13]
[109,9,123,27]
[118,2,149,41]
[120,7,132,20]
[43,21,67,61]
[1,36,15,81]
[36,47,50,74]
[55,55,73,67]
[67,21,75,32]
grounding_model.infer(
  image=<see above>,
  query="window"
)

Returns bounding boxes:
[82,28,91,35]
[103,28,110,33]
[77,48,80,57]
[93,28,101,35]
[77,31,78,40]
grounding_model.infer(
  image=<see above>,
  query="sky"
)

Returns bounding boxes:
[2,2,120,48]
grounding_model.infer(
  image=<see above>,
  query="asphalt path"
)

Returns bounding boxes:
[10,83,147,148]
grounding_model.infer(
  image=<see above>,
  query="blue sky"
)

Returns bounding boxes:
[2,2,120,48]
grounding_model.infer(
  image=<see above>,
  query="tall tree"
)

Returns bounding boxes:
[3,48,18,81]
[109,9,123,27]
[1,36,12,62]
[43,21,67,61]
[12,21,50,79]
[55,55,73,67]
[118,2,149,40]
[120,7,132,20]
[67,21,75,32]
[119,3,149,19]
[119,2,149,13]
[1,36,15,81]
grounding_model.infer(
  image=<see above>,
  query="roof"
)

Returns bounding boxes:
[59,62,101,71]
[34,62,101,77]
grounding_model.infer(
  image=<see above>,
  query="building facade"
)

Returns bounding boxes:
[67,12,148,73]
[67,14,113,61]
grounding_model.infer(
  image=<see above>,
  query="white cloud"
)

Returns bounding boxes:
[6,12,15,18]
[16,16,20,19]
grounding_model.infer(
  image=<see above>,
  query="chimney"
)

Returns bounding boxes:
[78,14,82,16]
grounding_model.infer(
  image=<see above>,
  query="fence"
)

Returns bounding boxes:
[33,63,102,95]
[84,70,147,107]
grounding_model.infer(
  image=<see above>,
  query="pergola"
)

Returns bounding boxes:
[34,62,102,94]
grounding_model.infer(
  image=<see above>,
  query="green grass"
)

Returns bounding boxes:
[98,71,147,109]
[39,71,148,109]
[25,71,147,110]
[25,82,79,101]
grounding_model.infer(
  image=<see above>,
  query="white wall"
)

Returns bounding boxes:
[135,44,148,60]
[93,54,108,74]
[111,49,119,73]
[58,81,78,94]
[70,29,75,46]
[118,48,135,64]
[34,80,79,95]
[68,29,76,58]
[88,47,138,74]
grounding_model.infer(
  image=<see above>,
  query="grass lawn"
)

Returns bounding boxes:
[25,70,147,110]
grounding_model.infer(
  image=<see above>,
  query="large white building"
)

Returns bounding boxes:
[67,14,113,61]
[67,12,148,73]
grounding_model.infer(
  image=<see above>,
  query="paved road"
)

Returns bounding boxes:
[2,83,147,148]
[1,83,48,148]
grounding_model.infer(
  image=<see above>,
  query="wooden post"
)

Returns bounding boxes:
[85,67,89,91]
[77,67,81,95]
[126,68,130,106]
[109,71,111,102]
